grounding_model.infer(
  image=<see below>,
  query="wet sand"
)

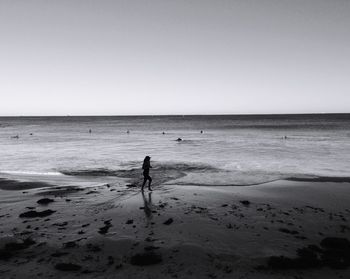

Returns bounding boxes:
[0,178,350,278]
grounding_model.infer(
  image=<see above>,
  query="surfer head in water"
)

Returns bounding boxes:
[141,156,152,191]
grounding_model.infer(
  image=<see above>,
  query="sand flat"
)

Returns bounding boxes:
[0,179,350,278]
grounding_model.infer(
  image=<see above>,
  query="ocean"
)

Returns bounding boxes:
[1,114,350,187]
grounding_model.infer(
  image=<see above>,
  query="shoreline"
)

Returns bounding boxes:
[1,113,350,118]
[0,179,349,278]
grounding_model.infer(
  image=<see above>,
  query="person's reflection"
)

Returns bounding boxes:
[142,191,153,220]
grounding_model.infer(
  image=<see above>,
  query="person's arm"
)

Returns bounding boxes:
[143,161,151,169]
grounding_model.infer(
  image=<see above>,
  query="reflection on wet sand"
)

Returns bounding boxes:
[141,191,153,221]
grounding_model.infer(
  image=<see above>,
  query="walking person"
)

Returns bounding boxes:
[141,156,152,191]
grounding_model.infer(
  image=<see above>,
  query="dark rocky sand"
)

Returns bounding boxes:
[0,178,350,278]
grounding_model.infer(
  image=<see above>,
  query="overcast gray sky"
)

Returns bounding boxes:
[0,0,349,115]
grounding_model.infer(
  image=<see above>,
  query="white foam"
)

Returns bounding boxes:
[0,170,63,176]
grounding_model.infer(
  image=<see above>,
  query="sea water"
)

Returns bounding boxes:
[0,114,350,187]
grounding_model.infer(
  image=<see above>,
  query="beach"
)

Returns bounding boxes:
[1,115,350,278]
[1,175,349,279]
[2,0,350,276]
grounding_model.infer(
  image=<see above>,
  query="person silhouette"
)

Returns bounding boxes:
[141,156,152,191]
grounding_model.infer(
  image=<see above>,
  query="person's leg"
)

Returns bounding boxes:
[141,177,147,191]
[148,176,152,190]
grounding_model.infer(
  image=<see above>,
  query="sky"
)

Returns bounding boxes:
[0,0,349,116]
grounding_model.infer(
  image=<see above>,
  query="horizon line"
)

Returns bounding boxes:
[0,112,349,118]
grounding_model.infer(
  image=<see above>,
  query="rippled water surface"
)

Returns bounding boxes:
[0,114,349,186]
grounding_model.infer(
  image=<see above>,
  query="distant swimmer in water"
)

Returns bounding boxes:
[162,131,165,135]
[89,129,92,133]
[11,135,19,139]
[200,130,203,134]
[141,156,152,191]
[127,130,130,134]
[176,138,182,142]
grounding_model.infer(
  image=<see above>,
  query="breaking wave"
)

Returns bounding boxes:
[0,170,63,176]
